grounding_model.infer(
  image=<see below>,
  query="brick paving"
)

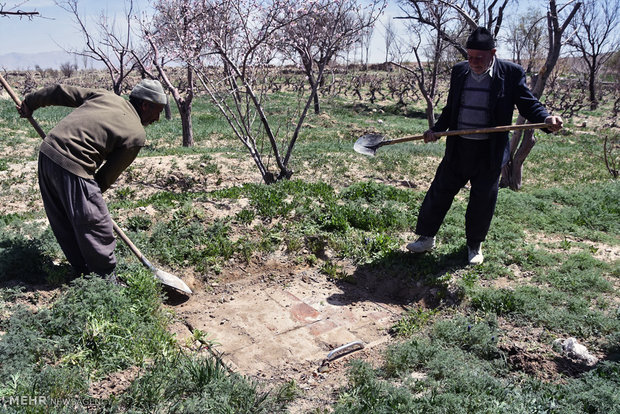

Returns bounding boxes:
[172,271,403,377]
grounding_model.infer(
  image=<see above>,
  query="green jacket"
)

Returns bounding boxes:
[25,85,145,192]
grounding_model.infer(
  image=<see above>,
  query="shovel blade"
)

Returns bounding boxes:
[153,267,192,295]
[354,133,385,156]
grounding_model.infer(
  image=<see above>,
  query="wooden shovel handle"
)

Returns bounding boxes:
[385,123,549,146]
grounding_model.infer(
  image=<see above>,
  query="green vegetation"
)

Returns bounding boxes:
[0,268,294,413]
[0,69,618,412]
[120,354,296,413]
[0,269,173,402]
[333,345,619,413]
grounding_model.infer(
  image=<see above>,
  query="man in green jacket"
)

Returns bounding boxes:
[18,79,167,281]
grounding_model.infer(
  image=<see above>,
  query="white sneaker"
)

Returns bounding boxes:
[406,236,436,253]
[467,244,484,265]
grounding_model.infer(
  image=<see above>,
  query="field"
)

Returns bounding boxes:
[0,69,619,413]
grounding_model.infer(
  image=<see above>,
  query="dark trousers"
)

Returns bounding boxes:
[415,137,501,246]
[38,153,116,276]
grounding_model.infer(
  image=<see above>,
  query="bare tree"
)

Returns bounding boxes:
[383,17,397,63]
[0,2,38,17]
[505,10,547,73]
[461,0,510,37]
[278,0,386,114]
[391,2,452,126]
[501,0,582,190]
[568,0,620,110]
[396,0,512,59]
[59,61,77,77]
[142,0,212,148]
[154,0,321,182]
[55,0,141,95]
[360,17,375,70]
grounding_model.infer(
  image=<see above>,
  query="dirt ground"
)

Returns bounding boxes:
[2,146,618,412]
[167,256,410,413]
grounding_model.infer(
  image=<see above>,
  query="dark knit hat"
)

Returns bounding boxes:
[130,79,167,105]
[465,27,495,50]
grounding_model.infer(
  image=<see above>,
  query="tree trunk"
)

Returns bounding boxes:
[500,0,581,190]
[424,96,435,127]
[313,90,321,115]
[113,77,122,96]
[171,67,195,147]
[588,67,598,110]
[500,115,535,190]
[179,101,193,147]
[142,35,195,147]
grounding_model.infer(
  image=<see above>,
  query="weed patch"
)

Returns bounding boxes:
[149,217,235,273]
[0,269,174,400]
[120,353,296,413]
[467,285,620,338]
[390,306,439,337]
[334,327,620,413]
[496,182,620,241]
[0,225,60,283]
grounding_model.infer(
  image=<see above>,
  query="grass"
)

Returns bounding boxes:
[118,353,296,413]
[0,269,174,398]
[0,68,618,412]
[332,348,620,413]
[331,318,619,414]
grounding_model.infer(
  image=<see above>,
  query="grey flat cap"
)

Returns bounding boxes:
[130,79,167,105]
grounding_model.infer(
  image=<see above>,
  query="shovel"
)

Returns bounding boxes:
[0,74,192,295]
[354,123,549,156]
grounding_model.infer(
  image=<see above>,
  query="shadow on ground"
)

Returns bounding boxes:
[0,237,56,283]
[327,247,469,309]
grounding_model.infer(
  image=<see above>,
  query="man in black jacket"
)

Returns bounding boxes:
[407,27,563,265]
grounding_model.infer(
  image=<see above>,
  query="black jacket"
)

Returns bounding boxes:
[431,59,550,169]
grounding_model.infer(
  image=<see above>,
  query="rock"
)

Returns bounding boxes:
[554,337,598,366]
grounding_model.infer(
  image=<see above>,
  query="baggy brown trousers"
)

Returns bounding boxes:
[38,153,116,276]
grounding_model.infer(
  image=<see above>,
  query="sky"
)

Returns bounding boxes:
[3,0,402,62]
[0,0,150,55]
[1,0,542,63]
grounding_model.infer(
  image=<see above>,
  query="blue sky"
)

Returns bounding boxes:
[0,0,150,55]
[3,0,401,60]
[1,0,539,61]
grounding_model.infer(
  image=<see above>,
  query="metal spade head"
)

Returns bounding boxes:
[353,133,386,156]
[154,267,193,295]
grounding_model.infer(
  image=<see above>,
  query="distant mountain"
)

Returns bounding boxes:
[0,50,103,70]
